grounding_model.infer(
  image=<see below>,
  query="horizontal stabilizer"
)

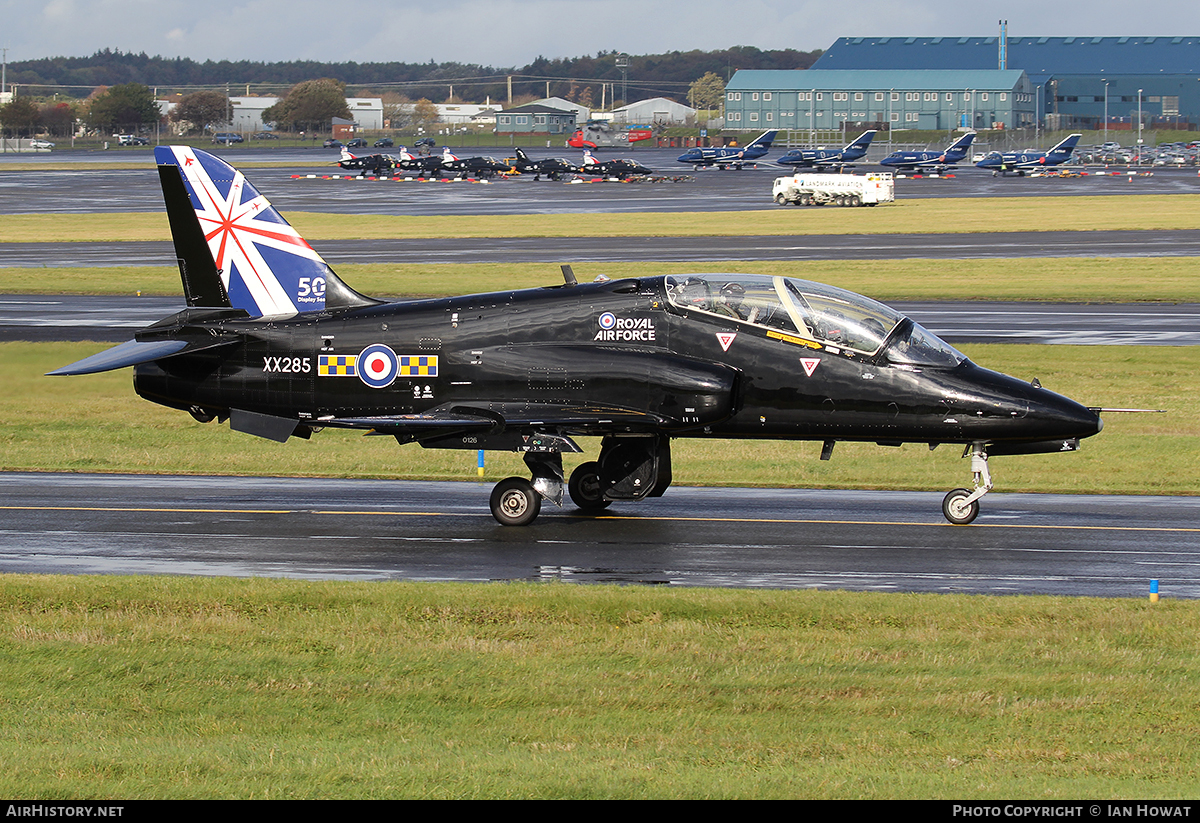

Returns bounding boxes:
[46,339,189,376]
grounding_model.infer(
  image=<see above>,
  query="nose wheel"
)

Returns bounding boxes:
[942,443,992,525]
[942,488,980,525]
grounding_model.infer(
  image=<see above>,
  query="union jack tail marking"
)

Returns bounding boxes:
[155,145,338,317]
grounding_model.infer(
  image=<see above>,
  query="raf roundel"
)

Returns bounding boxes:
[598,312,617,331]
[358,344,399,388]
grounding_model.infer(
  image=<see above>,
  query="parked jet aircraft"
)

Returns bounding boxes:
[438,147,514,179]
[510,148,580,180]
[338,148,396,177]
[676,130,778,169]
[880,132,976,173]
[581,150,653,178]
[974,134,1082,176]
[50,147,1108,527]
[567,121,653,149]
[392,146,447,177]
[777,130,876,170]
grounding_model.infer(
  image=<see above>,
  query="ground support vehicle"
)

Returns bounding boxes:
[772,172,895,207]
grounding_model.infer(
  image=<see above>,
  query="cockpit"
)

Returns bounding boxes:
[665,273,966,367]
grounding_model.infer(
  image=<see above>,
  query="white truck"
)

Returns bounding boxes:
[772,172,895,207]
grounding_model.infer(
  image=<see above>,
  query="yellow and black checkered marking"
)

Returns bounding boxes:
[318,355,358,376]
[399,355,439,377]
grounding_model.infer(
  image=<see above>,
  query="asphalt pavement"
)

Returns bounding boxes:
[4,473,1197,597]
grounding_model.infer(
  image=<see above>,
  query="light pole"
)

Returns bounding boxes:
[809,88,815,146]
[1137,88,1143,162]
[1103,81,1109,144]
[1035,84,1040,147]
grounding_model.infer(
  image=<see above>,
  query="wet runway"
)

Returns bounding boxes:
[5,293,1199,345]
[2,472,1196,597]
[2,146,1198,216]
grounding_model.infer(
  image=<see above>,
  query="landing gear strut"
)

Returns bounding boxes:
[486,435,671,526]
[942,443,992,525]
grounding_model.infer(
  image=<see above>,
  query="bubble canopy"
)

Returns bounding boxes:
[664,273,966,367]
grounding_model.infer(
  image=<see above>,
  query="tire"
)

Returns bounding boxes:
[942,488,980,525]
[568,462,611,512]
[775,193,787,205]
[490,477,541,526]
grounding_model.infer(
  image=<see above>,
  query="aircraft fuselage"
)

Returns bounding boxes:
[133,275,1100,450]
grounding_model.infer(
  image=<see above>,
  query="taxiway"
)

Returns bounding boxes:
[4,472,1197,597]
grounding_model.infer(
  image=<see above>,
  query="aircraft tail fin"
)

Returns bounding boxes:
[943,132,976,160]
[1049,133,1082,155]
[751,130,779,148]
[950,132,976,151]
[154,146,379,317]
[847,130,876,150]
[339,147,354,162]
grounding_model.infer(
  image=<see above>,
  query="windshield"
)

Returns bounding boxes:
[666,274,903,354]
[884,320,967,368]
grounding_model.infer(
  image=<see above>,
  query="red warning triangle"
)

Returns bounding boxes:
[716,332,737,352]
[800,357,820,377]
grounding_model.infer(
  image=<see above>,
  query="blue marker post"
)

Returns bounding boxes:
[1150,579,1160,603]
[477,449,485,477]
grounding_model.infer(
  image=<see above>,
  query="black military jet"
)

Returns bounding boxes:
[580,150,653,179]
[390,146,447,177]
[439,147,513,179]
[51,147,1108,527]
[338,148,397,177]
[511,148,580,180]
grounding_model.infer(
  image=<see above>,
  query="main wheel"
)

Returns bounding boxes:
[568,461,611,512]
[490,477,541,526]
[942,488,980,525]
[775,193,787,205]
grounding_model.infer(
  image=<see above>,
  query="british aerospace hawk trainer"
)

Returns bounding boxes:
[51,147,1107,526]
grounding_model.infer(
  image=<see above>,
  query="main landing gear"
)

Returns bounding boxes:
[487,435,670,526]
[942,443,993,525]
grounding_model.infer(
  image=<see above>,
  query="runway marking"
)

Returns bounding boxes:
[3,505,1199,533]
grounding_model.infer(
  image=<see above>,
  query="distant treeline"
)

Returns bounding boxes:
[5,46,822,103]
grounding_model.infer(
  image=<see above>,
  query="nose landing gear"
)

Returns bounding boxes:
[942,443,993,525]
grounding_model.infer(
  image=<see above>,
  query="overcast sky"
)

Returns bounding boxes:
[4,0,1200,69]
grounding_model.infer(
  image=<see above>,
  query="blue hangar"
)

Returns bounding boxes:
[809,36,1200,130]
[724,68,1035,134]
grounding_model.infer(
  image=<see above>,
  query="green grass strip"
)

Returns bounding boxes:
[3,194,1200,242]
[1,575,1198,798]
[3,257,1200,303]
[7,342,1196,495]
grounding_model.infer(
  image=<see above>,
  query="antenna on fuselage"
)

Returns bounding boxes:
[561,265,578,287]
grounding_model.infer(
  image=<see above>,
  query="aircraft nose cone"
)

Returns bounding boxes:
[1026,384,1103,440]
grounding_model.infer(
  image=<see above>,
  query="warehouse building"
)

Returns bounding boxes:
[724,69,1035,132]
[810,36,1200,129]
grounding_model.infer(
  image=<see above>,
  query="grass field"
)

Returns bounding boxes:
[3,575,1199,798]
[2,256,1199,303]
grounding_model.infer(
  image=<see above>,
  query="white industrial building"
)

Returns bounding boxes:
[611,97,696,125]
